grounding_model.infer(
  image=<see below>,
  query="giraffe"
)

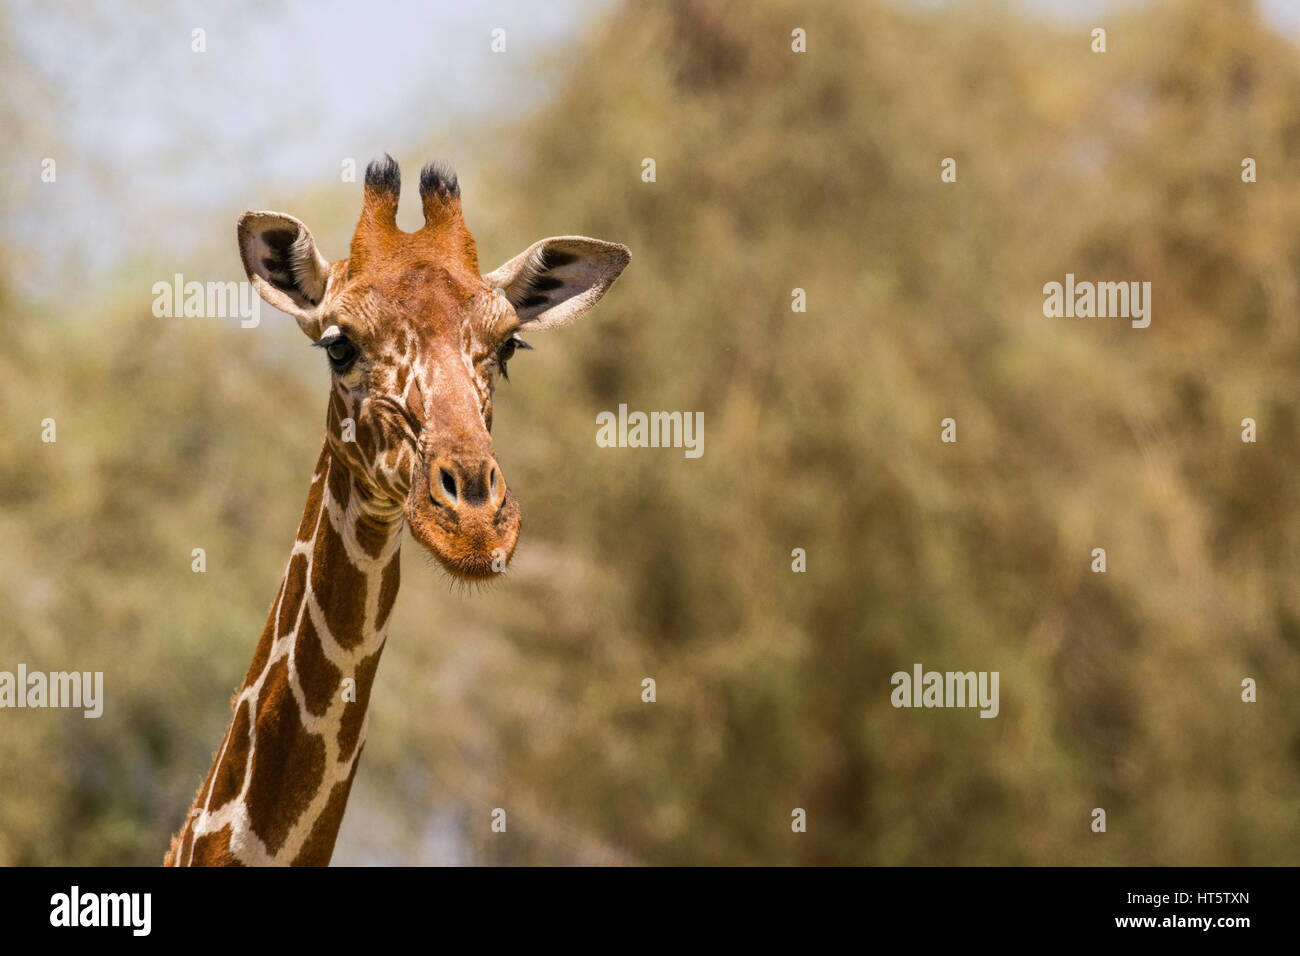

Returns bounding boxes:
[165,156,629,865]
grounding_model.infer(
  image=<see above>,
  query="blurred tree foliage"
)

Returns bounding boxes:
[1,0,1298,864]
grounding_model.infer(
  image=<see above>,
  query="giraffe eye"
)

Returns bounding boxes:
[496,334,530,382]
[317,335,358,372]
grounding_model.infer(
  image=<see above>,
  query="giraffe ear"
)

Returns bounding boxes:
[483,236,630,331]
[237,211,332,338]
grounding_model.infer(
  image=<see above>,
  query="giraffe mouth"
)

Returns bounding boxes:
[403,468,521,581]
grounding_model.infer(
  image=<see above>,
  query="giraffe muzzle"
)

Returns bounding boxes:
[405,453,520,580]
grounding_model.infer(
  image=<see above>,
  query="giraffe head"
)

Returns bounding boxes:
[236,155,629,580]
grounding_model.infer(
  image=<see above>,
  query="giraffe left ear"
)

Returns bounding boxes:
[237,211,332,338]
[483,236,630,331]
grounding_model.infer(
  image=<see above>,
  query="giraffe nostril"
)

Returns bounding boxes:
[438,468,458,505]
[488,465,507,510]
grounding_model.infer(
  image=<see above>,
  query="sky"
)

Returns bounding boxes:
[3,0,608,300]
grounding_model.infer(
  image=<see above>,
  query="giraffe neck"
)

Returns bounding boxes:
[167,443,403,866]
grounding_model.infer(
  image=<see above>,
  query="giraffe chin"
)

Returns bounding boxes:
[403,496,521,582]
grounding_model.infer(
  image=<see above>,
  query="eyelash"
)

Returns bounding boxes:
[497,334,530,381]
[314,333,359,373]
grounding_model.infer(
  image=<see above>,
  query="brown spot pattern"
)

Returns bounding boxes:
[375,555,401,630]
[354,511,391,559]
[290,756,362,867]
[206,700,252,811]
[246,658,326,856]
[311,508,367,649]
[190,825,242,866]
[297,470,326,542]
[277,553,307,636]
[242,622,275,689]
[294,612,341,718]
[326,452,352,510]
[337,649,382,763]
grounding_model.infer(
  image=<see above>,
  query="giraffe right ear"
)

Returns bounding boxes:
[237,211,332,338]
